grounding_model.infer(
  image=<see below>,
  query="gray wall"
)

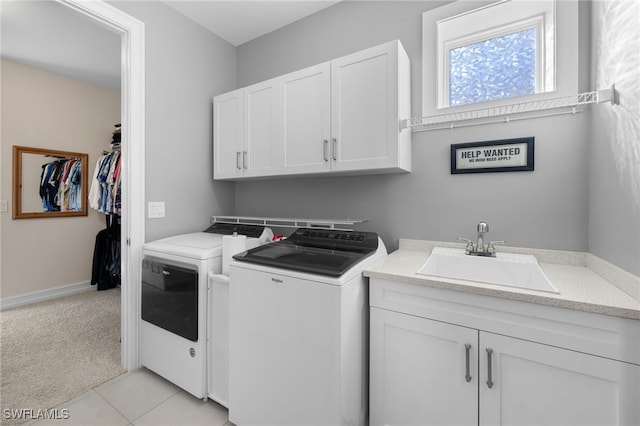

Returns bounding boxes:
[111,1,236,241]
[234,1,593,257]
[588,1,640,275]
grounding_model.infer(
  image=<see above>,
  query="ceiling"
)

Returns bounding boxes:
[0,0,341,92]
[164,1,341,47]
[1,0,122,90]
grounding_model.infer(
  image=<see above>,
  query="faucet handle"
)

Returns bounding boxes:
[487,240,505,255]
[457,237,474,254]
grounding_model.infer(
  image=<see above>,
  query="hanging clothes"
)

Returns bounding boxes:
[90,123,122,291]
[91,215,121,290]
[38,157,82,212]
[89,149,121,216]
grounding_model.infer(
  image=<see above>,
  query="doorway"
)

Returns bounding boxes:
[58,0,145,371]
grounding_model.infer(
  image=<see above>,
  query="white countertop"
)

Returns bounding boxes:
[363,239,640,320]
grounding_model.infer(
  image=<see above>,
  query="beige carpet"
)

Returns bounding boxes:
[0,288,125,425]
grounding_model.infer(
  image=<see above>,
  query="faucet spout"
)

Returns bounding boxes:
[458,222,503,257]
[476,221,489,252]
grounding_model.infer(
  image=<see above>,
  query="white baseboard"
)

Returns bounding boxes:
[0,281,94,311]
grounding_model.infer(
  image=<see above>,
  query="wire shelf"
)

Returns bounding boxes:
[403,86,618,132]
[211,216,367,230]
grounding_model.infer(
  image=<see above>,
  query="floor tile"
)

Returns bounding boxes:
[29,392,128,426]
[132,391,228,426]
[94,368,180,421]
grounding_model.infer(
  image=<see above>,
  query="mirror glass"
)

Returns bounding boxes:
[13,145,88,219]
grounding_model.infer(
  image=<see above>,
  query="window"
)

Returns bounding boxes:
[421,0,577,117]
[448,26,538,106]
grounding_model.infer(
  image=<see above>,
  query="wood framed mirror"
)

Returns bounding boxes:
[12,145,89,219]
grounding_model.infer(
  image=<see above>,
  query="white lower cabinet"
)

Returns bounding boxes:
[370,279,640,426]
[479,332,640,426]
[370,308,478,426]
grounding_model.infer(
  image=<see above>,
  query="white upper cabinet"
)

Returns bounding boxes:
[213,40,411,180]
[243,80,282,177]
[213,89,243,180]
[331,40,411,173]
[281,62,331,175]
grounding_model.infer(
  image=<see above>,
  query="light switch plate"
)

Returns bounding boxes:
[0,200,7,213]
[148,201,165,218]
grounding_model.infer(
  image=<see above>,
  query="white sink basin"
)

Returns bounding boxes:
[417,247,559,293]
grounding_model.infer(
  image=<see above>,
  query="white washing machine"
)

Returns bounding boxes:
[140,223,272,399]
[228,228,387,425]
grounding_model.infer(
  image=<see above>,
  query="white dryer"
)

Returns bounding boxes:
[140,223,272,399]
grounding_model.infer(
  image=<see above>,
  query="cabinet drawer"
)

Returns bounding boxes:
[370,278,640,365]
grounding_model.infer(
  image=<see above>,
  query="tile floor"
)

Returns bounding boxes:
[24,368,233,426]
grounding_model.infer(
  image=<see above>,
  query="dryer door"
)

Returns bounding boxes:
[141,256,198,341]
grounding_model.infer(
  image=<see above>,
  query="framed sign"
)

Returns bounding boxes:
[451,137,534,174]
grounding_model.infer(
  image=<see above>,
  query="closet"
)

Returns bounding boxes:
[90,124,122,291]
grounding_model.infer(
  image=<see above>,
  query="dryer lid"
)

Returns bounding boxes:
[143,223,272,260]
[144,232,224,260]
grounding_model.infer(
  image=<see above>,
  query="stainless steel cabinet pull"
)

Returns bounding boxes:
[465,343,472,383]
[486,348,494,389]
[236,151,242,170]
[162,270,170,276]
[332,138,337,161]
[323,139,329,162]
[271,278,283,283]
[243,151,247,169]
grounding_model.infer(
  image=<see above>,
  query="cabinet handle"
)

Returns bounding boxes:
[243,151,247,169]
[271,277,283,283]
[332,138,337,161]
[464,343,472,383]
[236,151,242,170]
[323,139,329,162]
[486,348,494,389]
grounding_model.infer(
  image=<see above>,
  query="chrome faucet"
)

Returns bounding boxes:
[457,221,504,257]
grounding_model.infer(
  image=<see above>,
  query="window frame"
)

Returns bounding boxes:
[422,0,579,118]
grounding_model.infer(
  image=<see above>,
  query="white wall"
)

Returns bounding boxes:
[110,1,237,242]
[588,0,640,275]
[234,1,595,260]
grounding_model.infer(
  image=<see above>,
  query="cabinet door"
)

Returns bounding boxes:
[243,80,282,177]
[213,89,243,179]
[370,307,478,426]
[281,62,331,175]
[331,40,408,173]
[480,332,640,426]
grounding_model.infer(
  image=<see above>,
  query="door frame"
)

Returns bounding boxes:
[58,0,145,371]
